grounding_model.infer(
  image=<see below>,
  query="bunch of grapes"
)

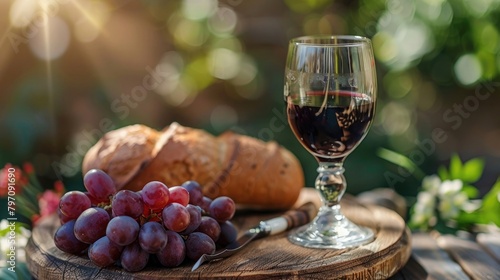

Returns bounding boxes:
[54,169,238,272]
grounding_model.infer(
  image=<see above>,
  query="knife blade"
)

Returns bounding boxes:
[191,202,317,271]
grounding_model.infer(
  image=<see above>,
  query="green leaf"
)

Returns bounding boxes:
[0,222,31,237]
[377,148,426,179]
[461,158,484,183]
[477,178,500,226]
[449,154,462,179]
[462,184,479,199]
[27,173,44,193]
[434,222,460,235]
[20,184,41,207]
[0,227,9,236]
[457,210,479,225]
[15,196,38,218]
[455,211,479,231]
[438,165,449,180]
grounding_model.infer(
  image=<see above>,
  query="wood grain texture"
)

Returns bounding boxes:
[411,232,469,280]
[437,234,500,280]
[477,232,500,263]
[387,256,428,280]
[26,189,411,280]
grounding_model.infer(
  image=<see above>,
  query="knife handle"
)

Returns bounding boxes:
[260,202,318,235]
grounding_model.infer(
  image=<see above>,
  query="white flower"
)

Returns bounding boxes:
[438,179,463,197]
[410,212,427,225]
[438,179,467,220]
[422,175,441,195]
[453,192,468,205]
[410,191,437,227]
[438,200,456,219]
[415,192,435,215]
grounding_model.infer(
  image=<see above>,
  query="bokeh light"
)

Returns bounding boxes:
[73,1,111,43]
[208,48,240,80]
[454,54,482,85]
[463,0,498,18]
[384,72,413,99]
[208,6,238,34]
[181,0,217,20]
[376,18,434,70]
[231,55,257,86]
[9,0,37,28]
[284,0,331,14]
[171,16,209,48]
[28,16,70,61]
[373,32,398,63]
[380,102,413,136]
[154,51,192,106]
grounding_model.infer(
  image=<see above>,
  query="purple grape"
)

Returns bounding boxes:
[185,232,216,261]
[199,196,213,213]
[112,190,144,218]
[106,216,140,246]
[59,191,91,219]
[168,186,189,206]
[83,169,116,201]
[88,236,123,267]
[139,221,168,253]
[209,196,236,222]
[141,181,170,210]
[57,208,73,225]
[54,220,89,254]
[182,181,203,205]
[218,220,238,246]
[156,231,185,267]
[120,241,149,272]
[179,204,202,235]
[74,207,110,244]
[162,203,190,232]
[196,216,221,242]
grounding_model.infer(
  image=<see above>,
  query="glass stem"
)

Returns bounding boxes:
[288,161,374,247]
[316,162,346,208]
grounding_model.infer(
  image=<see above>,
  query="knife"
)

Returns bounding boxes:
[191,202,317,271]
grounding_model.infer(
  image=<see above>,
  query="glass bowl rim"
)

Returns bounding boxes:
[290,35,371,46]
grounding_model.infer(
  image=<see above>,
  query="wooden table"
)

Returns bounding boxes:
[391,230,500,280]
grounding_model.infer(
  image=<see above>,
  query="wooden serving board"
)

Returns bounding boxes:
[26,189,411,279]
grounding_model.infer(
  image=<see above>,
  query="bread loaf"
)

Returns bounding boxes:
[82,123,304,210]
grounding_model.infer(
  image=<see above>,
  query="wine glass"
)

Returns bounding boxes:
[284,35,377,249]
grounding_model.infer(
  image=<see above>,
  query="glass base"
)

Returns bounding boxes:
[288,205,374,249]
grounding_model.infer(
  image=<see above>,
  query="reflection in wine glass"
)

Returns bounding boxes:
[285,35,377,249]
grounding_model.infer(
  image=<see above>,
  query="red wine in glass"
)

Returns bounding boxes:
[285,35,376,249]
[287,90,375,162]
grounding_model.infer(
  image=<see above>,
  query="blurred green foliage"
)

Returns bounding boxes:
[1,0,499,197]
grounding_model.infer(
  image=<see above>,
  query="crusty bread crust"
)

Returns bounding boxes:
[82,123,304,210]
